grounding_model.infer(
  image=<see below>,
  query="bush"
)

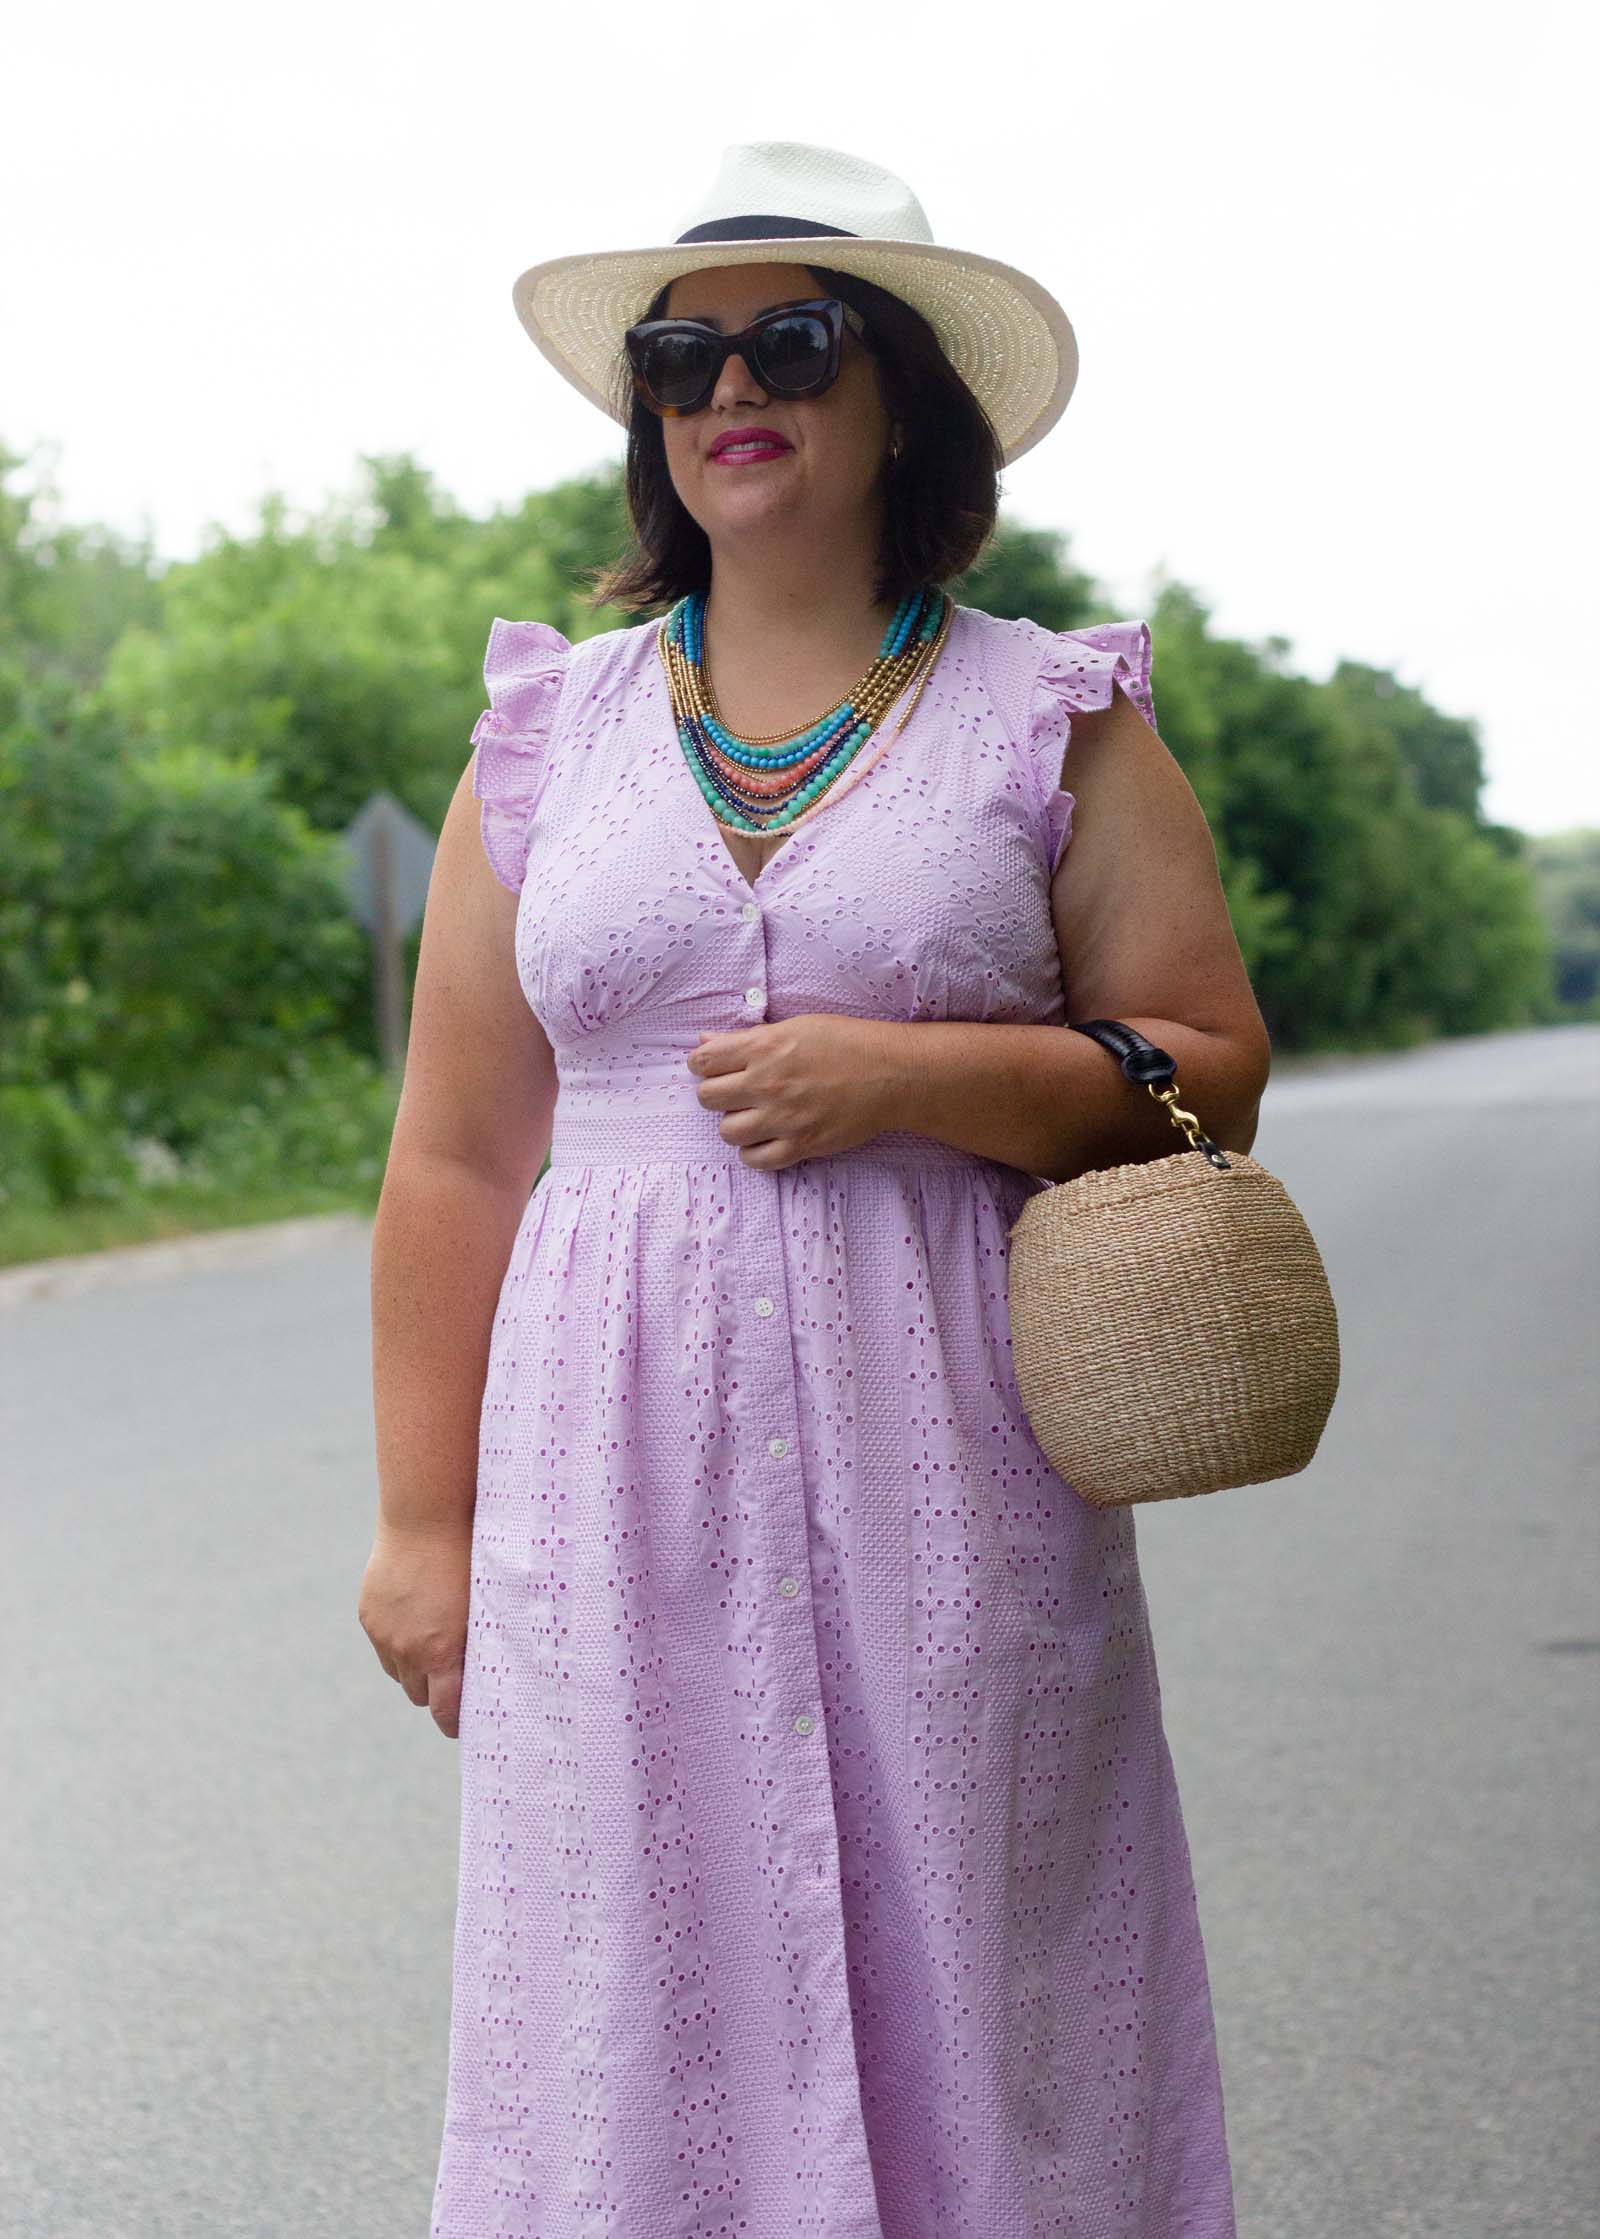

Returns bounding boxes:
[1,705,370,1144]
[176,1041,398,1197]
[0,1044,399,1224]
[0,1077,140,1214]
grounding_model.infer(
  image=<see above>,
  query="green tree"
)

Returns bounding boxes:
[0,683,366,1143]
[1526,829,1600,1016]
[953,519,1100,632]
[0,440,161,684]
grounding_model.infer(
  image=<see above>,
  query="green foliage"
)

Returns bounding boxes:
[0,1047,398,1240]
[171,1039,400,1197]
[952,519,1099,632]
[0,435,1582,1243]
[1143,581,1553,1048]
[0,690,367,1139]
[94,457,634,838]
[0,439,163,684]
[0,1077,140,1216]
[1325,658,1487,822]
[1525,829,1600,1016]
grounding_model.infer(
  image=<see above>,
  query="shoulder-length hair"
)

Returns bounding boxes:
[588,263,1003,615]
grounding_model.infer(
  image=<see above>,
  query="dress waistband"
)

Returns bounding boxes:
[547,1100,997,1171]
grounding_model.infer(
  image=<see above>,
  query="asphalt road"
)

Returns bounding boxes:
[2,1023,1596,2239]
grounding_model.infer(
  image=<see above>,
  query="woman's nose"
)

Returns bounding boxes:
[710,347,767,411]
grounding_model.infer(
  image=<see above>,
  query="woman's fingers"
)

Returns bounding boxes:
[429,1663,465,1740]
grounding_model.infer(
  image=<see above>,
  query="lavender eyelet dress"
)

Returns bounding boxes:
[430,600,1238,2239]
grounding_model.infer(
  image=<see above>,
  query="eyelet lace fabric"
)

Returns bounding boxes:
[434,603,1235,2238]
[470,617,573,893]
[1025,617,1156,876]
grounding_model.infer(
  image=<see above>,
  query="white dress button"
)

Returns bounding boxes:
[753,1295,775,1317]
[793,1713,815,1736]
[767,1435,790,1458]
[744,984,764,1008]
[777,1575,799,1597]
[741,900,760,921]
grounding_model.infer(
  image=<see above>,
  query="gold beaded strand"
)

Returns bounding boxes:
[658,591,953,835]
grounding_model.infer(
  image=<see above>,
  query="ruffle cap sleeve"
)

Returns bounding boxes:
[469,617,572,892]
[1026,619,1155,877]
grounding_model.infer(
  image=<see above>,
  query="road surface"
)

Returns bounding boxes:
[2,1024,1596,2237]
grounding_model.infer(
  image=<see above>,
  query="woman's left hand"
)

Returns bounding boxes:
[686,1013,904,1169]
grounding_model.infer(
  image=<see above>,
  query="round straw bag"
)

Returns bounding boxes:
[1007,1018,1340,1508]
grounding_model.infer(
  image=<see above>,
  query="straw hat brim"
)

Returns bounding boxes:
[511,236,1079,467]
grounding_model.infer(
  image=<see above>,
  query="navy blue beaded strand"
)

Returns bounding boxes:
[660,586,946,837]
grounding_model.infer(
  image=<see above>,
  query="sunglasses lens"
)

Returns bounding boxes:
[640,330,718,410]
[630,304,843,413]
[753,313,834,394]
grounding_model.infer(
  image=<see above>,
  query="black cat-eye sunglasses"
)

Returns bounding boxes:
[623,296,868,418]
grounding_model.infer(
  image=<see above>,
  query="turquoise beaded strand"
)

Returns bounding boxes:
[659,586,950,838]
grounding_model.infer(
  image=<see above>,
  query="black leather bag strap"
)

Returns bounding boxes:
[1067,1017,1177,1085]
[1066,1017,1231,1168]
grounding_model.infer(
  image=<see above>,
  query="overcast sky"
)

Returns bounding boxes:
[6,0,1594,832]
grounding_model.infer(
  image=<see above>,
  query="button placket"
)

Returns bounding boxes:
[733,895,832,1835]
[761,1403,815,1739]
[725,1160,870,2168]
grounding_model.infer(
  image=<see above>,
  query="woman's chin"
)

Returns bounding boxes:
[702,483,807,540]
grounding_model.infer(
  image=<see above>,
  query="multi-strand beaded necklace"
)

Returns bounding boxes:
[657,584,953,839]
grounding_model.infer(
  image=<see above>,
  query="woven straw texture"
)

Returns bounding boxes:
[1008,1149,1341,1508]
[513,235,1078,466]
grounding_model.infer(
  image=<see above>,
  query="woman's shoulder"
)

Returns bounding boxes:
[476,611,663,746]
[950,599,1151,678]
[482,610,658,687]
[950,602,1155,735]
[469,612,659,890]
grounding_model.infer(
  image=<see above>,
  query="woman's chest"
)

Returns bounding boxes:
[514,636,1066,1047]
[717,826,797,889]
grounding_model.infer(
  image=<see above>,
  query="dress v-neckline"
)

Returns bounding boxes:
[652,609,959,899]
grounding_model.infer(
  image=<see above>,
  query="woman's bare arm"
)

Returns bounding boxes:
[368,753,558,1545]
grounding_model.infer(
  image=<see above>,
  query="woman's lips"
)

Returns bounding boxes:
[710,432,792,465]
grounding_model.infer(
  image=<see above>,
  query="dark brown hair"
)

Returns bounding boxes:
[588,263,1003,615]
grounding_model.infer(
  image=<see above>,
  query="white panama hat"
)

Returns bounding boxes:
[511,141,1080,468]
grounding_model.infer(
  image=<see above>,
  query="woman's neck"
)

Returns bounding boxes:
[700,540,893,675]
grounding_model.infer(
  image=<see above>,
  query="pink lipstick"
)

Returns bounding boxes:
[709,426,793,465]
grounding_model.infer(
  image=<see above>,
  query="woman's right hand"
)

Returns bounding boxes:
[357,1523,473,1740]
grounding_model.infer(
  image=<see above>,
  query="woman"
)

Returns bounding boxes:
[362,142,1266,2238]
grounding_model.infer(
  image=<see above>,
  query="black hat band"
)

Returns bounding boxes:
[674,216,859,245]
